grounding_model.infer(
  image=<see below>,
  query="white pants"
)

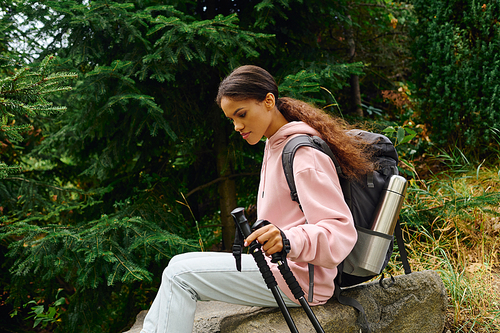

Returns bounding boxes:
[141,251,299,333]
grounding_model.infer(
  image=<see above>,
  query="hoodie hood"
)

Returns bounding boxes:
[267,121,320,151]
[259,121,319,206]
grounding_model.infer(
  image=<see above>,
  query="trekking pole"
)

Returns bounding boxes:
[231,207,299,333]
[252,219,325,333]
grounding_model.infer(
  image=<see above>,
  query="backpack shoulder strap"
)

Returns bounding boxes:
[282,135,343,206]
[282,134,344,302]
[394,221,412,274]
[334,270,372,333]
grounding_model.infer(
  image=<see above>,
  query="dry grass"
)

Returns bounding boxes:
[386,161,500,332]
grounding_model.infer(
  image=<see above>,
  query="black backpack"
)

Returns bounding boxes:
[281,130,411,332]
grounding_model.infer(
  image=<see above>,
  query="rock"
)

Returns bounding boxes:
[193,302,264,333]
[123,310,147,333]
[122,300,262,333]
[123,270,447,333]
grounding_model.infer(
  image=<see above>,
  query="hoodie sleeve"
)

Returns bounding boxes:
[283,147,357,269]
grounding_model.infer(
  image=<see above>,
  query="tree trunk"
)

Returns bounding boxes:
[346,14,364,117]
[215,127,237,251]
[350,74,363,117]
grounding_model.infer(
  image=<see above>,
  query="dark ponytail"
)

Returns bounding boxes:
[277,97,374,179]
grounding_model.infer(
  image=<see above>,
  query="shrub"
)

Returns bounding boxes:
[409,0,500,159]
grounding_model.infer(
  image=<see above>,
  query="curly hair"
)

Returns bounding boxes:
[217,65,374,180]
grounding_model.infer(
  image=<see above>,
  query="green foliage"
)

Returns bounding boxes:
[278,62,365,106]
[382,124,417,148]
[305,0,416,118]
[1,212,199,331]
[21,288,66,328]
[2,215,198,288]
[0,7,19,60]
[144,12,273,74]
[1,1,276,330]
[410,0,500,158]
[0,57,73,119]
[0,54,76,177]
[0,0,418,331]
[382,123,418,177]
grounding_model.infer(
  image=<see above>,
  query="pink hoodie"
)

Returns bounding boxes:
[257,121,357,305]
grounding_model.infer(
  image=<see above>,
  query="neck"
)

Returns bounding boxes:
[265,108,289,139]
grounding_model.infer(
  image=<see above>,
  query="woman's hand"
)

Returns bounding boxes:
[244,224,283,256]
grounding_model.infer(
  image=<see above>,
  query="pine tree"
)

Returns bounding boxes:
[0,2,273,331]
[0,55,202,332]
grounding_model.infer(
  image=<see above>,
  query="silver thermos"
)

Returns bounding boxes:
[371,175,408,235]
[344,174,408,277]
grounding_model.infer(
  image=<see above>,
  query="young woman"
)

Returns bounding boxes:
[140,65,373,333]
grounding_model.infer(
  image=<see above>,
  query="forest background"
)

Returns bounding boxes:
[1,0,499,332]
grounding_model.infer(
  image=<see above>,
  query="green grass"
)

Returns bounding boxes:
[389,153,500,332]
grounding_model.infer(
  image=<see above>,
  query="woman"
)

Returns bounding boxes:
[140,65,373,333]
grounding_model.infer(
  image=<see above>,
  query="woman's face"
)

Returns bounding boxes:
[220,94,276,145]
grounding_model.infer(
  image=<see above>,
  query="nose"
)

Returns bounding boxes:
[233,121,243,132]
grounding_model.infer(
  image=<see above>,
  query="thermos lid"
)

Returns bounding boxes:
[387,175,408,196]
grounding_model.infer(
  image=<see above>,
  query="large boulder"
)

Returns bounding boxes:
[124,270,447,333]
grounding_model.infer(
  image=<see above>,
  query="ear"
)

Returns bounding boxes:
[264,92,276,110]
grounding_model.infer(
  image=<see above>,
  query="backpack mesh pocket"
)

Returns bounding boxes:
[343,227,393,277]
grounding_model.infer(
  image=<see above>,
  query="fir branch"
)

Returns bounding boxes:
[0,54,77,178]
[1,214,199,289]
[1,123,33,142]
[3,176,83,193]
[0,162,22,178]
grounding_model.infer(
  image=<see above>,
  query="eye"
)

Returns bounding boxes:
[238,112,246,118]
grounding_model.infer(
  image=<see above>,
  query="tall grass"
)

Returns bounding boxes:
[389,151,500,332]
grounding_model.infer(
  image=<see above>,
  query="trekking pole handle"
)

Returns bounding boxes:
[231,207,253,238]
[230,208,300,333]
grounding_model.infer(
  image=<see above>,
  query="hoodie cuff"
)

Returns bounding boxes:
[282,229,300,260]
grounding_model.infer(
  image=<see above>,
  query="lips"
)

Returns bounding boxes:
[241,132,251,140]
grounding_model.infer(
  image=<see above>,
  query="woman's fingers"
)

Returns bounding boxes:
[244,224,283,255]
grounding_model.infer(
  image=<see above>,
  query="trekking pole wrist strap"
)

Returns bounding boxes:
[281,228,291,255]
[271,228,290,263]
